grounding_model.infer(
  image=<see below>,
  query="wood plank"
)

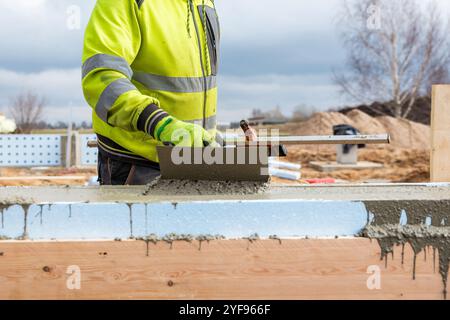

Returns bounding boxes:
[431,85,450,182]
[0,239,444,300]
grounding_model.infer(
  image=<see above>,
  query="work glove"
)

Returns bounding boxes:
[155,116,218,147]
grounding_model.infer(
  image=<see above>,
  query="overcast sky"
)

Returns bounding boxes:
[0,0,448,123]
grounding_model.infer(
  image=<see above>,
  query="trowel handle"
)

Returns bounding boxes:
[240,119,287,157]
[277,144,288,157]
[268,144,288,157]
[240,119,258,142]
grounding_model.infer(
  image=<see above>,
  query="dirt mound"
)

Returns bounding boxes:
[285,146,430,183]
[376,116,430,150]
[339,96,432,125]
[342,109,388,135]
[284,109,430,150]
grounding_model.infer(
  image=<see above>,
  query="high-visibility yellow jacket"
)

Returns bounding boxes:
[82,0,220,166]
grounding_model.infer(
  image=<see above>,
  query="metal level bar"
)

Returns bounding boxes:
[226,134,391,146]
[87,134,390,148]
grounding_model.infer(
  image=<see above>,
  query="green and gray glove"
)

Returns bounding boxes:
[137,104,219,147]
[155,116,217,147]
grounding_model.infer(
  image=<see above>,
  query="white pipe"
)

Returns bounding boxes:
[268,159,301,171]
[269,167,301,181]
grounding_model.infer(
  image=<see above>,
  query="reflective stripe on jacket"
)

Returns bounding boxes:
[82,0,220,163]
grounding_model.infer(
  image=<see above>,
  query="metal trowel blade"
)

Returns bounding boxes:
[157,146,269,182]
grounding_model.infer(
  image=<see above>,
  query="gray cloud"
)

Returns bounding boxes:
[0,68,88,123]
[0,0,448,123]
[0,1,94,72]
[217,73,344,121]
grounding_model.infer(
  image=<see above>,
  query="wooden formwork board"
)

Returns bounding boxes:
[431,85,450,182]
[0,239,444,300]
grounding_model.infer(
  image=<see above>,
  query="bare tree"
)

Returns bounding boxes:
[9,91,46,133]
[335,0,450,118]
[292,104,316,122]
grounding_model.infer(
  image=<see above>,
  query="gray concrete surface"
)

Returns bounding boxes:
[1,183,449,204]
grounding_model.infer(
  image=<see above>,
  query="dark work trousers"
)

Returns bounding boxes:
[97,152,160,186]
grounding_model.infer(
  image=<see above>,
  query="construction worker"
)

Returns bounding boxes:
[82,0,220,185]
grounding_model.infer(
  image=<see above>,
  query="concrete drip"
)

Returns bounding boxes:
[362,200,450,299]
[269,235,282,245]
[135,233,226,253]
[144,204,149,235]
[434,247,437,273]
[162,233,194,249]
[243,233,260,250]
[37,205,44,225]
[196,234,225,250]
[136,234,160,256]
[126,203,133,239]
[1,201,56,240]
[362,224,450,299]
[0,205,6,229]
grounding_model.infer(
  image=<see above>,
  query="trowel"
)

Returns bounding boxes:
[157,144,272,182]
[157,120,286,182]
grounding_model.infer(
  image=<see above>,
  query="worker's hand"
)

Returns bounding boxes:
[156,117,217,147]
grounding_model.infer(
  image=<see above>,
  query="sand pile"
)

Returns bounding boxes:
[285,146,430,183]
[284,109,430,150]
[376,116,430,150]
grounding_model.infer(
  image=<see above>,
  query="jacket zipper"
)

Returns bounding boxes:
[189,1,208,129]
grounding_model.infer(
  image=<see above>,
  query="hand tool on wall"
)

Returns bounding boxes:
[239,119,288,157]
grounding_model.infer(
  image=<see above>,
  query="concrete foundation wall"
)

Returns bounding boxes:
[1,184,449,299]
[1,183,449,241]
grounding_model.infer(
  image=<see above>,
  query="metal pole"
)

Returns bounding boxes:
[65,103,73,168]
[86,134,390,149]
[227,134,391,146]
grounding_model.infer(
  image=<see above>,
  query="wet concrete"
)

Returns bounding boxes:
[142,177,270,196]
[364,200,450,226]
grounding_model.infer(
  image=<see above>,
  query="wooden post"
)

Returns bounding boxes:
[431,85,450,182]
